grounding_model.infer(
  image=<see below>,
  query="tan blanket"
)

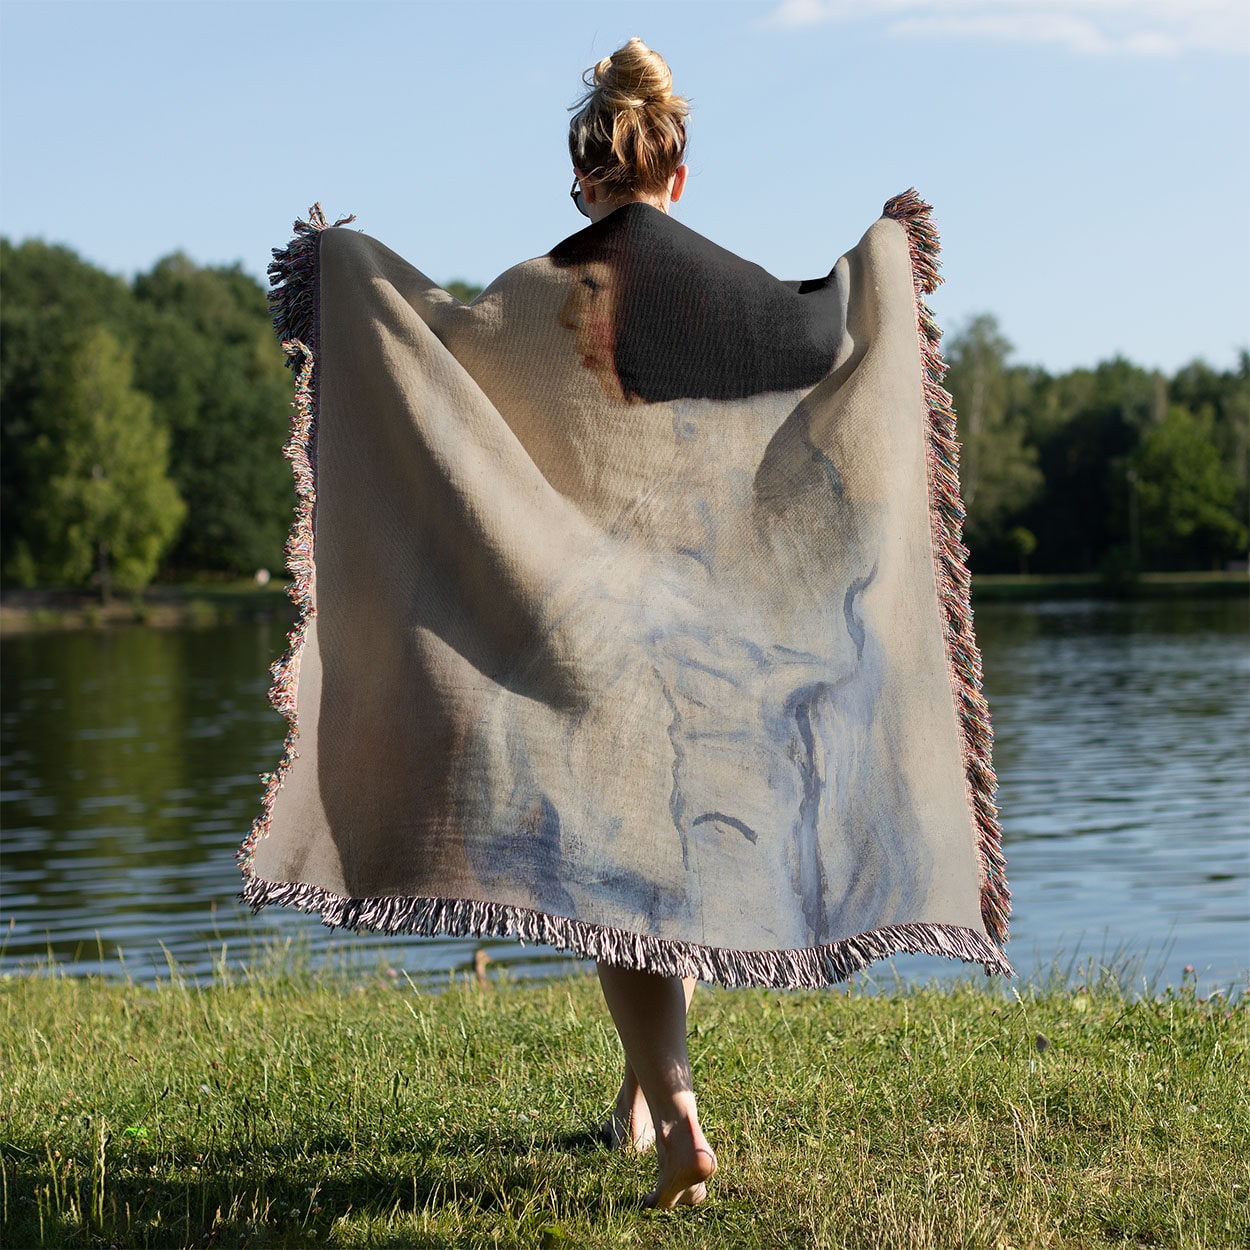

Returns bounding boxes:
[239,192,1011,986]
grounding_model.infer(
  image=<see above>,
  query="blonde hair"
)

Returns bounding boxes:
[568,38,689,197]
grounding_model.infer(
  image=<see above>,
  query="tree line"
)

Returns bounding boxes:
[945,315,1247,576]
[1,239,1246,595]
[2,240,295,595]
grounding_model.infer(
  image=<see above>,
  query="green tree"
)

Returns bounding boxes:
[1,239,138,579]
[20,327,185,596]
[1020,357,1161,573]
[1169,353,1250,538]
[444,279,483,303]
[943,315,1043,561]
[1131,405,1246,569]
[131,255,293,574]
[1007,526,1037,575]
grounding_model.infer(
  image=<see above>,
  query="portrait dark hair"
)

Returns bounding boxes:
[549,203,846,404]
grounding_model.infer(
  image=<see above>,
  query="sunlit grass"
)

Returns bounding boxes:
[2,957,1245,1248]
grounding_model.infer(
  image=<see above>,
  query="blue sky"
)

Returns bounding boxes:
[2,0,1246,374]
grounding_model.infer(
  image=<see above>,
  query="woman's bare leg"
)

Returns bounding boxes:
[596,964,716,1207]
[602,978,696,1152]
[603,1058,654,1151]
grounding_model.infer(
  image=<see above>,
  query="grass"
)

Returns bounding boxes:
[1,960,1246,1249]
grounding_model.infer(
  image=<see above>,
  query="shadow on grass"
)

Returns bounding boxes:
[5,1123,635,1249]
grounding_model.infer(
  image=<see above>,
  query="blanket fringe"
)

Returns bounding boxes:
[240,873,1013,987]
[883,189,1011,947]
[266,203,355,357]
[238,205,350,872]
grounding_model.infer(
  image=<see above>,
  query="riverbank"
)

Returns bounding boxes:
[0,581,293,634]
[2,571,1245,634]
[971,570,1249,602]
[2,968,1243,1249]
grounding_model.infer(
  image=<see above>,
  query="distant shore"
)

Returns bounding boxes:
[0,580,293,634]
[1,570,1246,634]
[969,569,1248,601]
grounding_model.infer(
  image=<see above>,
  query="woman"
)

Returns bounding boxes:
[564,37,719,1210]
[244,36,1010,1217]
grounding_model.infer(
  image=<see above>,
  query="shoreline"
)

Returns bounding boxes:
[970,569,1248,602]
[0,581,294,634]
[1,571,1245,634]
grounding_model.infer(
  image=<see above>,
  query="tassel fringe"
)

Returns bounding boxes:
[240,873,1013,987]
[883,189,1011,947]
[237,204,350,872]
[266,202,356,357]
[239,198,1012,987]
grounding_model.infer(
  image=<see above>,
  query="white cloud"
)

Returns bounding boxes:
[766,0,1250,57]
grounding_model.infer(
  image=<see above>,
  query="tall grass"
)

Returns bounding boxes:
[2,957,1245,1248]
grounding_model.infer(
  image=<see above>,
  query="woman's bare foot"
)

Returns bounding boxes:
[602,1068,655,1151]
[644,1116,717,1209]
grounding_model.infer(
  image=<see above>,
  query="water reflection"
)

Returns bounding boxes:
[1,598,1246,990]
[970,597,1249,991]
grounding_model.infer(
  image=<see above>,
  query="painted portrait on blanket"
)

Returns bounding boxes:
[549,204,849,403]
[557,256,626,402]
[458,206,932,950]
[250,194,1006,974]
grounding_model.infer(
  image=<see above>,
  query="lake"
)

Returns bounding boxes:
[2,597,1246,993]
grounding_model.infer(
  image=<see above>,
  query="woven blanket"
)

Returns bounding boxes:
[239,192,1012,987]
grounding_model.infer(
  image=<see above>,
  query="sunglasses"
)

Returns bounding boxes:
[570,177,590,219]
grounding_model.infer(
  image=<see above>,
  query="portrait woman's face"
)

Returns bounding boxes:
[558,261,625,402]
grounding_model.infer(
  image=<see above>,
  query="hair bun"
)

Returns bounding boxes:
[569,38,688,196]
[594,36,673,109]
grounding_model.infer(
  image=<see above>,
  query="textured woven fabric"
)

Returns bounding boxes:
[239,195,1012,987]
